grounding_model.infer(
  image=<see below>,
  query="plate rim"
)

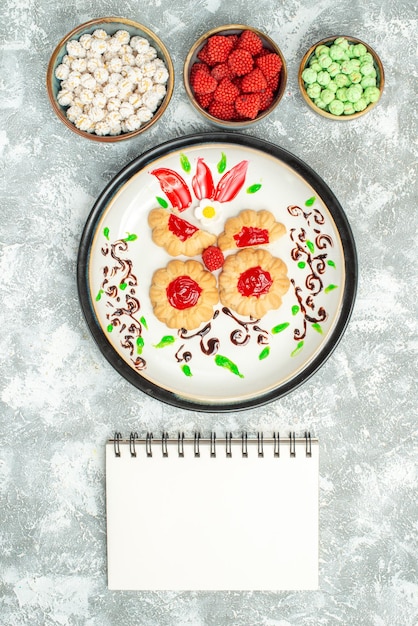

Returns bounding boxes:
[77,131,358,412]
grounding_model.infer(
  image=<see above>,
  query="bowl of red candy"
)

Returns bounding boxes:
[184,24,287,127]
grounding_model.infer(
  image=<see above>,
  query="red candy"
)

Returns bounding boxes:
[189,29,283,122]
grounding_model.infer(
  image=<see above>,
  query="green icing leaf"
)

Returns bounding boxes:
[291,340,304,357]
[259,346,270,361]
[156,196,169,208]
[272,322,290,334]
[214,354,244,378]
[327,259,336,268]
[292,305,300,316]
[154,335,175,348]
[123,233,138,242]
[140,316,148,329]
[181,364,192,377]
[136,337,144,354]
[180,153,191,173]
[305,196,316,206]
[246,183,262,194]
[306,240,314,253]
[325,284,338,293]
[217,152,227,173]
[96,289,104,301]
[103,227,110,240]
[298,261,306,269]
[312,323,323,334]
[119,282,127,290]
[107,324,113,333]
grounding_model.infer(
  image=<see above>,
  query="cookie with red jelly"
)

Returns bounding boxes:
[148,208,216,257]
[150,259,219,330]
[218,248,290,318]
[217,209,286,251]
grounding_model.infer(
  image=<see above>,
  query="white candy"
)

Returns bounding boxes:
[86,105,106,122]
[91,38,108,55]
[94,67,109,84]
[66,104,83,122]
[137,77,153,94]
[56,29,169,136]
[141,61,157,78]
[55,63,70,80]
[87,57,103,72]
[130,36,150,54]
[71,58,87,73]
[103,83,119,99]
[142,90,160,112]
[129,92,143,108]
[74,114,95,132]
[119,102,135,119]
[80,72,96,90]
[78,88,95,105]
[113,30,130,45]
[136,106,153,123]
[107,97,122,111]
[66,40,86,58]
[154,66,169,84]
[107,56,123,73]
[123,114,142,132]
[79,33,93,50]
[93,92,107,108]
[57,89,74,106]
[118,79,134,98]
[108,72,123,85]
[95,120,111,136]
[92,29,108,40]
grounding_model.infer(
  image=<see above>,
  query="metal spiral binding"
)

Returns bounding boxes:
[112,431,315,458]
[114,432,122,457]
[129,432,138,457]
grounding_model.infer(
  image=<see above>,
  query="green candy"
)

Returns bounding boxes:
[302,68,318,84]
[328,99,344,115]
[360,52,374,63]
[360,62,375,76]
[334,73,349,87]
[318,53,332,68]
[346,84,363,102]
[343,102,355,115]
[327,61,341,77]
[321,88,335,104]
[363,86,381,103]
[327,80,338,93]
[354,97,368,111]
[352,43,367,57]
[306,82,322,98]
[315,44,329,57]
[336,87,348,101]
[349,71,362,83]
[340,60,354,74]
[309,60,322,73]
[361,75,377,88]
[329,44,346,61]
[317,70,331,86]
[314,97,327,109]
[334,37,350,50]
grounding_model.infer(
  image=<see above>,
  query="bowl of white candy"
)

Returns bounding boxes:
[47,17,174,141]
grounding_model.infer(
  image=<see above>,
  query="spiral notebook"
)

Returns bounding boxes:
[105,432,319,591]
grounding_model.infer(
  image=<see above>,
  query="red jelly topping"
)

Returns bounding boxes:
[167,275,202,310]
[233,226,269,248]
[237,266,272,298]
[168,213,198,241]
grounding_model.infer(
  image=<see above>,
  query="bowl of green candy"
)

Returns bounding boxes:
[298,35,384,119]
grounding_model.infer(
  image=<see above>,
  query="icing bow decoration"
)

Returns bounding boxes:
[151,159,249,211]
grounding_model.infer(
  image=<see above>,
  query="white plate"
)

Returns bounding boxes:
[78,133,357,411]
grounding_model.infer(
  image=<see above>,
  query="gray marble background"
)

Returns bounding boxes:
[1,0,417,624]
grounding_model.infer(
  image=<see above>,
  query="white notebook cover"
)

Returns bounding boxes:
[105,436,319,591]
